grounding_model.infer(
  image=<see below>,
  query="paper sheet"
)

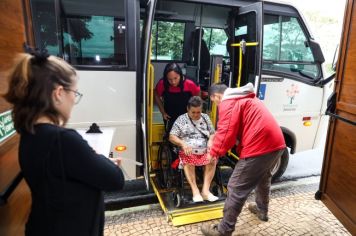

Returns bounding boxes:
[76,127,115,157]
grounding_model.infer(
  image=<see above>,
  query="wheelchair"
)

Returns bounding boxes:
[156,138,228,208]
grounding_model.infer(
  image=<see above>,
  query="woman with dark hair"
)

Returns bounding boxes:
[154,62,200,132]
[169,96,218,203]
[3,50,125,236]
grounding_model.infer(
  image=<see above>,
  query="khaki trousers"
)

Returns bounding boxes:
[218,149,284,234]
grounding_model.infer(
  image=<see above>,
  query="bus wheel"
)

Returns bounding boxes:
[271,148,289,182]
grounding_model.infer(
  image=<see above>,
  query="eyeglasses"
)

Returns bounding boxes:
[65,89,83,104]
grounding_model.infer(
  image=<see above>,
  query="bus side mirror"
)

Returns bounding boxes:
[308,39,325,64]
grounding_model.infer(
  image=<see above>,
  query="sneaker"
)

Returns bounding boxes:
[192,194,204,203]
[248,203,268,222]
[201,223,232,236]
[202,192,219,202]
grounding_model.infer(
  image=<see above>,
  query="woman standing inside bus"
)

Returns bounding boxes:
[154,62,200,132]
[3,49,125,236]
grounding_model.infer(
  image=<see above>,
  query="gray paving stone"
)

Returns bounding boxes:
[104,190,351,236]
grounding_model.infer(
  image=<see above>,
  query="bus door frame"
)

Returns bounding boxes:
[231,2,263,91]
[142,0,157,191]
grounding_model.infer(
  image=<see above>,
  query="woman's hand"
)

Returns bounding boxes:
[162,112,171,120]
[181,143,193,156]
[109,157,122,166]
[207,134,215,150]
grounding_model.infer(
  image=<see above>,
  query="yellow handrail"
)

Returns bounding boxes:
[227,150,239,161]
[147,38,154,171]
[148,64,155,146]
[210,63,221,125]
[230,41,259,87]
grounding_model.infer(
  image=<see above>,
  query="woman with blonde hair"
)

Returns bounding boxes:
[3,48,125,236]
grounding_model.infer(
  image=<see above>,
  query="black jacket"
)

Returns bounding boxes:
[19,124,125,236]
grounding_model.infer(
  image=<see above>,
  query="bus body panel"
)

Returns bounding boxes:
[71,71,137,123]
[69,70,138,178]
[260,76,324,152]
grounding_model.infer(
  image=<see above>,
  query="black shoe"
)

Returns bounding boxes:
[248,203,269,222]
[201,223,232,236]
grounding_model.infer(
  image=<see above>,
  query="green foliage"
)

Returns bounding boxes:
[33,2,93,53]
[66,18,93,43]
[204,28,227,51]
[152,21,184,60]
[263,15,313,62]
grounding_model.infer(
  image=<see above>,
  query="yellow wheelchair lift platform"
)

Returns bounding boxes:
[148,122,227,226]
[149,174,225,226]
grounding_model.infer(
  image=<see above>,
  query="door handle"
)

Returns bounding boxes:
[326,111,356,126]
[0,172,23,206]
[326,92,356,126]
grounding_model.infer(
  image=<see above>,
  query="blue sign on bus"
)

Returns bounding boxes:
[258,84,266,100]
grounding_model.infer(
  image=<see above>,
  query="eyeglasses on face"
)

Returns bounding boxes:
[64,89,83,104]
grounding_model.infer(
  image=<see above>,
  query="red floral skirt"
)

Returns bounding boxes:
[178,151,210,166]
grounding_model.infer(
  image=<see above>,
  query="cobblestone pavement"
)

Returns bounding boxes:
[104,179,351,236]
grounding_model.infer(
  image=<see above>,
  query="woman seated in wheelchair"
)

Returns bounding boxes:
[169,96,218,203]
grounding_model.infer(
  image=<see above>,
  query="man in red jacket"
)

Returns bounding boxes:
[201,83,286,236]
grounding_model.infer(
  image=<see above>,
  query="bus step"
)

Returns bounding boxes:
[104,178,157,210]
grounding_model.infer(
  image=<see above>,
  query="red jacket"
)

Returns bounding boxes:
[210,84,286,159]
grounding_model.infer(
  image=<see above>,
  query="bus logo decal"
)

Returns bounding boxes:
[286,84,299,104]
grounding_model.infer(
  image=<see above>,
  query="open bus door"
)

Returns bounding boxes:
[145,1,265,227]
[229,2,263,91]
[316,0,356,234]
[142,0,157,191]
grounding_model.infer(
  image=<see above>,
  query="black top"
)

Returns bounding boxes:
[19,124,125,236]
[163,87,192,123]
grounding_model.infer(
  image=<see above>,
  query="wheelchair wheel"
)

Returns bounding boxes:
[212,184,223,198]
[172,191,182,208]
[157,142,173,189]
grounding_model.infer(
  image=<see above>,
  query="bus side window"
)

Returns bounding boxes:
[151,21,185,61]
[263,14,321,80]
[30,0,128,67]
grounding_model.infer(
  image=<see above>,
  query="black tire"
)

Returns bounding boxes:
[172,192,182,208]
[212,184,223,198]
[271,148,289,182]
[157,143,173,188]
